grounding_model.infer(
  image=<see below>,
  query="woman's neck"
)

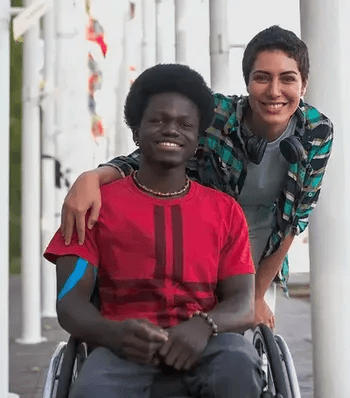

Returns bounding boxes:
[244,108,290,142]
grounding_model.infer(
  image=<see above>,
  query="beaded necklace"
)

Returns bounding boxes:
[132,171,190,198]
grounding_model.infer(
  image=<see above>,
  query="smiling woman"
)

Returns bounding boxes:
[246,50,306,142]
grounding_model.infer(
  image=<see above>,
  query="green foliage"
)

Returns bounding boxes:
[10,0,24,274]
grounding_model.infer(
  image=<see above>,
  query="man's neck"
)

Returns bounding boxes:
[136,161,188,196]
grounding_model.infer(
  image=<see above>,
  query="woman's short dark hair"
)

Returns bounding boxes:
[242,25,310,86]
[124,64,214,134]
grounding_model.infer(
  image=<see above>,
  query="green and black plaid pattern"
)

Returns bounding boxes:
[104,94,333,290]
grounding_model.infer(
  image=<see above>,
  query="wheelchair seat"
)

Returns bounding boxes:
[43,324,301,398]
[42,283,301,398]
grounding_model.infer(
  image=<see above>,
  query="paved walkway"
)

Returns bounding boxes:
[9,275,313,398]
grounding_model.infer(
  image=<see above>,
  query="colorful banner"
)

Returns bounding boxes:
[85,0,108,140]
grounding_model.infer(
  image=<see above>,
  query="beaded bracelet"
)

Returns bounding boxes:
[191,311,218,337]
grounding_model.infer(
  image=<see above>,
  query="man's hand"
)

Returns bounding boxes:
[115,318,169,364]
[155,317,211,371]
[254,298,275,330]
[60,171,101,245]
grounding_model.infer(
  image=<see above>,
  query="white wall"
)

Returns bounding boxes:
[227,0,301,96]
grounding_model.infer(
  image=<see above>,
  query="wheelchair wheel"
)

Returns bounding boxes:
[253,324,289,398]
[274,335,301,398]
[55,337,89,398]
[71,342,88,384]
[42,342,67,398]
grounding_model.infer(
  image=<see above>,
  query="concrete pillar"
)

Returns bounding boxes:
[87,1,128,162]
[54,0,93,220]
[17,0,45,344]
[155,0,175,63]
[116,4,138,156]
[141,0,156,71]
[0,1,17,394]
[174,0,210,84]
[41,0,57,318]
[174,0,187,64]
[209,0,229,92]
[300,1,350,396]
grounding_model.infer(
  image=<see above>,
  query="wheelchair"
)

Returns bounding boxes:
[42,322,301,398]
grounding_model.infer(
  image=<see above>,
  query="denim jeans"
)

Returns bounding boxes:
[69,332,264,398]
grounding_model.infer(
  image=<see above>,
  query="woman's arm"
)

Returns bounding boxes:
[61,167,121,244]
[254,233,295,329]
[61,151,141,244]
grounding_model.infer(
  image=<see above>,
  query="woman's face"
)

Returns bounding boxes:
[247,50,307,135]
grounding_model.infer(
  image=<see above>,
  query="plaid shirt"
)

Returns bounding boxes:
[104,94,333,291]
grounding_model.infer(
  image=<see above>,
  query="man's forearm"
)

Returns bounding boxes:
[255,233,295,299]
[207,295,255,334]
[57,300,120,350]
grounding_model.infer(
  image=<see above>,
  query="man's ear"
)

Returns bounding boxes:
[133,128,140,146]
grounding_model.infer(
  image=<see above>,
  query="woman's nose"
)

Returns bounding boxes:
[267,79,282,98]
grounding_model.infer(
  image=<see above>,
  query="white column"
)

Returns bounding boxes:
[55,0,93,218]
[155,0,175,63]
[115,5,138,156]
[17,0,45,344]
[174,0,210,84]
[209,0,229,92]
[300,1,350,397]
[0,3,19,396]
[88,0,129,160]
[41,0,57,318]
[141,0,156,71]
[174,0,186,64]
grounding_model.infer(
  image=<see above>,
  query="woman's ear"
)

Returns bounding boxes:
[301,81,308,97]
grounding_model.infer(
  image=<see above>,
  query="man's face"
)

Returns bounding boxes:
[136,92,200,169]
[247,50,307,134]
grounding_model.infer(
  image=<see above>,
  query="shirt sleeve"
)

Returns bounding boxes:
[293,121,334,234]
[217,201,255,280]
[99,150,141,177]
[187,94,238,195]
[43,214,99,267]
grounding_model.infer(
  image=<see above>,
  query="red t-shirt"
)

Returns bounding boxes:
[44,176,254,328]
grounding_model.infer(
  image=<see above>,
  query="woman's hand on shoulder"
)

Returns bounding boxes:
[60,166,123,245]
[60,170,101,245]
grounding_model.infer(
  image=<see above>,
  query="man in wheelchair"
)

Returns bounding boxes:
[44,64,264,397]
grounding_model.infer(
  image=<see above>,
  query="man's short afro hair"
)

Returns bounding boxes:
[124,64,214,134]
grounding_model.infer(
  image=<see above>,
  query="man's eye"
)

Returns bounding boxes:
[150,119,163,124]
[181,123,193,128]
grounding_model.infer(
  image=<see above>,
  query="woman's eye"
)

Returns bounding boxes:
[282,76,296,83]
[254,75,268,82]
[150,119,163,124]
[181,123,193,129]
